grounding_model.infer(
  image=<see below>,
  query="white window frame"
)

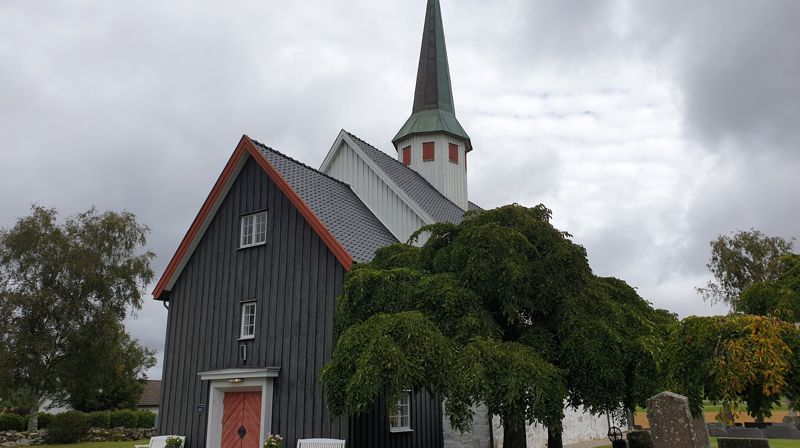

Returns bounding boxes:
[240,211,268,248]
[389,390,412,432]
[240,301,257,340]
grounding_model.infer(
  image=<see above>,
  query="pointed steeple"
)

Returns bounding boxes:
[393,0,472,152]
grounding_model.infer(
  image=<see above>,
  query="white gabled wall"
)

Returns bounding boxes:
[394,134,469,211]
[323,140,428,245]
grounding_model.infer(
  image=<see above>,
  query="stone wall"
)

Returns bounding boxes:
[0,427,155,447]
[444,403,609,448]
[442,404,492,448]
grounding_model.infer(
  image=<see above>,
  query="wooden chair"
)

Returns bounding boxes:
[296,438,346,448]
[134,435,185,448]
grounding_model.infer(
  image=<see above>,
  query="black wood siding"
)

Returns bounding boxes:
[349,390,444,448]
[157,155,443,448]
[158,157,346,447]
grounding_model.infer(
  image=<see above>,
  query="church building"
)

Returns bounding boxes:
[153,1,609,447]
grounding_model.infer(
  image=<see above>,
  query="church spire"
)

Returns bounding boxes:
[393,0,472,152]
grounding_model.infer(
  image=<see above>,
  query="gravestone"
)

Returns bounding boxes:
[726,427,764,438]
[763,423,800,439]
[646,391,709,448]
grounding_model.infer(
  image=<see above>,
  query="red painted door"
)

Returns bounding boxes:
[221,391,262,448]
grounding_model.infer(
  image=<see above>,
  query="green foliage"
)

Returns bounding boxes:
[698,229,794,308]
[36,412,52,429]
[0,412,26,431]
[738,254,800,323]
[46,411,89,444]
[667,315,799,423]
[135,410,156,428]
[56,318,155,412]
[165,436,184,447]
[0,205,155,427]
[323,204,672,447]
[86,411,111,429]
[108,409,138,428]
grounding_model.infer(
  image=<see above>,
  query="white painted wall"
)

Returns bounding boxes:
[394,134,469,211]
[323,140,428,244]
[489,406,610,448]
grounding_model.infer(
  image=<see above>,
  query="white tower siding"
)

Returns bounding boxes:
[395,134,469,211]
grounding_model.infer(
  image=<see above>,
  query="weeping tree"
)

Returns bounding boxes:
[321,204,672,448]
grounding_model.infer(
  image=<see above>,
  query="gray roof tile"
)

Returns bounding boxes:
[251,139,398,263]
[344,131,467,224]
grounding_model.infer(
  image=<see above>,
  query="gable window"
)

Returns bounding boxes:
[240,211,267,248]
[422,142,435,161]
[448,143,459,163]
[389,391,412,432]
[240,301,256,339]
[402,146,412,166]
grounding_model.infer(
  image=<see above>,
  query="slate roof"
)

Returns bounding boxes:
[251,139,398,263]
[137,380,161,407]
[344,131,468,225]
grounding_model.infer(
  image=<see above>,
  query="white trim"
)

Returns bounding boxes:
[239,210,268,248]
[320,131,436,225]
[199,368,279,448]
[198,367,280,381]
[240,302,257,339]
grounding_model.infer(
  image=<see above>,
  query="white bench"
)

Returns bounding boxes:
[296,438,346,448]
[134,435,185,448]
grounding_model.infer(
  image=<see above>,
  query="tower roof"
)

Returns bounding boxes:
[393,0,472,151]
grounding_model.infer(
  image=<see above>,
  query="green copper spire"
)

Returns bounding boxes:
[393,0,472,151]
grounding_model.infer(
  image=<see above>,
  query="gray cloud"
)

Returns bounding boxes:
[1,0,797,377]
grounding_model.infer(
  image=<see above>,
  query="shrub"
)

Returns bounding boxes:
[0,413,26,431]
[717,438,769,448]
[135,409,156,428]
[46,411,89,444]
[36,412,52,429]
[109,409,138,428]
[87,411,111,428]
[627,430,653,448]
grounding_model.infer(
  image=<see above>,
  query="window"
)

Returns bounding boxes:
[240,211,267,248]
[422,142,435,161]
[240,302,256,339]
[448,143,459,163]
[389,391,411,432]
[402,146,412,166]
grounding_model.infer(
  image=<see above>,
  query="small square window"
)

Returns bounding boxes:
[389,391,412,432]
[448,143,459,163]
[240,211,267,248]
[422,142,435,161]
[240,302,256,339]
[402,146,412,166]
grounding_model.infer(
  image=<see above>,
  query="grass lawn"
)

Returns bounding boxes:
[597,437,800,448]
[36,440,149,448]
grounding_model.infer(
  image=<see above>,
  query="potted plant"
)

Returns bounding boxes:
[264,433,283,448]
[165,436,184,447]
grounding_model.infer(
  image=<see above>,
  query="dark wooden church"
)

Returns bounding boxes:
[153,1,484,447]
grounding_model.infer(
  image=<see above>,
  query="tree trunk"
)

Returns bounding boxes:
[503,420,527,448]
[547,419,563,448]
[26,413,38,432]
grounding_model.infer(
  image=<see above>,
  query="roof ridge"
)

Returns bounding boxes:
[249,138,351,188]
[342,130,466,213]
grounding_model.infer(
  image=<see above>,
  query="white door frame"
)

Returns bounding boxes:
[199,368,280,448]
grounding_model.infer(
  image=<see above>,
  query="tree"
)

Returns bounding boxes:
[55,316,156,412]
[0,206,154,429]
[737,253,800,323]
[698,229,794,309]
[668,314,800,425]
[321,204,672,448]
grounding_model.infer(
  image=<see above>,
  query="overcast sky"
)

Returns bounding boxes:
[2,0,798,379]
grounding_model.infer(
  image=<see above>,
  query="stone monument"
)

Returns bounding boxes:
[646,391,710,448]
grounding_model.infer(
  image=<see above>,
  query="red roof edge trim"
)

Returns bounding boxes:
[152,137,249,300]
[241,137,354,271]
[153,136,354,300]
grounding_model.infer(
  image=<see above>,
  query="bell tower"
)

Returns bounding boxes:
[393,0,472,211]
